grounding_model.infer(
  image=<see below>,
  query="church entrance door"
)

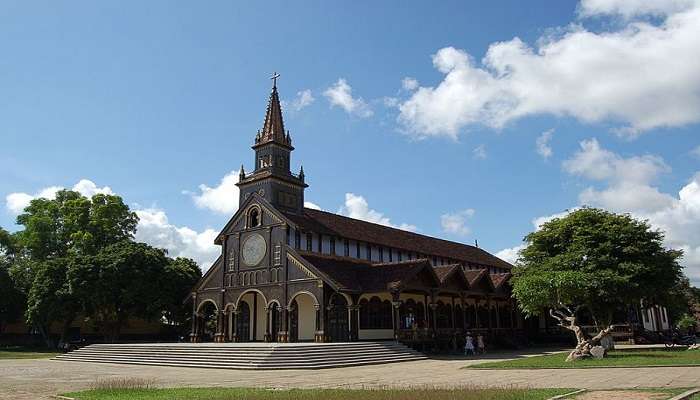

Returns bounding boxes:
[269,303,280,342]
[236,301,251,342]
[289,300,299,342]
[328,295,349,342]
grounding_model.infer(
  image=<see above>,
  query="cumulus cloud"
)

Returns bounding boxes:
[339,193,417,232]
[578,0,695,19]
[536,129,554,159]
[441,209,475,236]
[134,208,219,271]
[539,140,700,284]
[564,138,673,213]
[5,179,113,215]
[287,89,315,111]
[473,144,487,160]
[495,244,526,265]
[402,77,419,91]
[323,79,373,118]
[304,201,322,210]
[397,2,700,139]
[187,170,240,215]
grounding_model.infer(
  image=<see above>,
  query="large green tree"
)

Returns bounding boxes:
[511,208,684,361]
[160,257,202,327]
[14,190,138,346]
[71,241,172,342]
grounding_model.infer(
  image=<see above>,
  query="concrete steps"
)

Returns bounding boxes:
[54,341,428,369]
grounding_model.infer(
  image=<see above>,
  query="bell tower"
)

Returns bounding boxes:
[237,73,307,214]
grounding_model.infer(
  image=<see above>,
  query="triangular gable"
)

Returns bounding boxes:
[391,260,441,291]
[437,264,470,292]
[214,193,289,245]
[491,273,512,295]
[192,255,223,292]
[286,247,342,291]
[466,269,496,293]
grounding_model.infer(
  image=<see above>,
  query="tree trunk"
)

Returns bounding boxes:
[59,316,75,346]
[549,307,613,362]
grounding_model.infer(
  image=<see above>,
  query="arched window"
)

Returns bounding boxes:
[360,297,393,329]
[416,302,426,328]
[436,301,452,329]
[455,304,464,329]
[248,207,261,227]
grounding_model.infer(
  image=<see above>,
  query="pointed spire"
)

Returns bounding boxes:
[258,73,287,145]
[299,165,305,182]
[239,165,246,180]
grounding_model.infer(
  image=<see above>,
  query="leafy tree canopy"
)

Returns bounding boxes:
[512,207,684,326]
[15,190,138,260]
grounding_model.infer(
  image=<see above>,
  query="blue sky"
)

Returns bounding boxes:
[2,0,700,284]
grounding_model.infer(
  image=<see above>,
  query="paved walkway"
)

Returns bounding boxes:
[1,351,698,400]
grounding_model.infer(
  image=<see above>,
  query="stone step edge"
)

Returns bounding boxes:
[54,354,426,364]
[60,349,421,358]
[53,356,426,370]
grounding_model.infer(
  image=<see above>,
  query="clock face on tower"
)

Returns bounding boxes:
[242,233,266,266]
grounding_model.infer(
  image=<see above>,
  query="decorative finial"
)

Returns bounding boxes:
[240,165,245,179]
[270,72,281,88]
[299,165,305,181]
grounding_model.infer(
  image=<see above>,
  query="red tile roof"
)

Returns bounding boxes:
[284,208,513,270]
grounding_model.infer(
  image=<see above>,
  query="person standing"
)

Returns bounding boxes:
[476,333,485,355]
[464,333,475,356]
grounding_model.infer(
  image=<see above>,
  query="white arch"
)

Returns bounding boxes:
[196,299,218,313]
[266,299,282,309]
[287,290,319,308]
[235,288,268,308]
[329,291,353,306]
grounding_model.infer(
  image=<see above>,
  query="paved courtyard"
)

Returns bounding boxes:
[1,351,699,400]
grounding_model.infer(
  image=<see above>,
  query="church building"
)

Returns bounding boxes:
[189,78,520,347]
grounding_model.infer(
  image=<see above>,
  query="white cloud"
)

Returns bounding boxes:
[402,77,419,91]
[339,193,417,232]
[441,209,475,236]
[496,244,526,265]
[473,144,487,160]
[287,89,315,111]
[134,208,219,271]
[5,180,113,215]
[304,201,322,210]
[187,170,240,215]
[536,129,554,159]
[564,138,673,213]
[578,0,695,19]
[531,209,577,231]
[323,79,373,118]
[397,3,700,139]
[557,140,700,285]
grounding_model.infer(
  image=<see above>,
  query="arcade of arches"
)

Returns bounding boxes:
[190,256,522,348]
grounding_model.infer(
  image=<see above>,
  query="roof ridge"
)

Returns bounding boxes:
[296,250,372,265]
[303,207,494,256]
[371,258,430,267]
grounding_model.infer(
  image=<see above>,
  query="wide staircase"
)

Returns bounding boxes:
[54,341,427,369]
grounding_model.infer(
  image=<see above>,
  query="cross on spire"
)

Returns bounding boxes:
[270,72,280,88]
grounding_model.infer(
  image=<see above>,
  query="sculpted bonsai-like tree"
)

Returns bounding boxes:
[511,208,684,361]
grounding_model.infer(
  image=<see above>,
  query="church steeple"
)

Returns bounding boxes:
[255,72,292,148]
[237,74,307,214]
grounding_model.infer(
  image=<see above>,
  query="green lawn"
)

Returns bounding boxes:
[467,348,700,369]
[0,345,59,359]
[64,387,573,400]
